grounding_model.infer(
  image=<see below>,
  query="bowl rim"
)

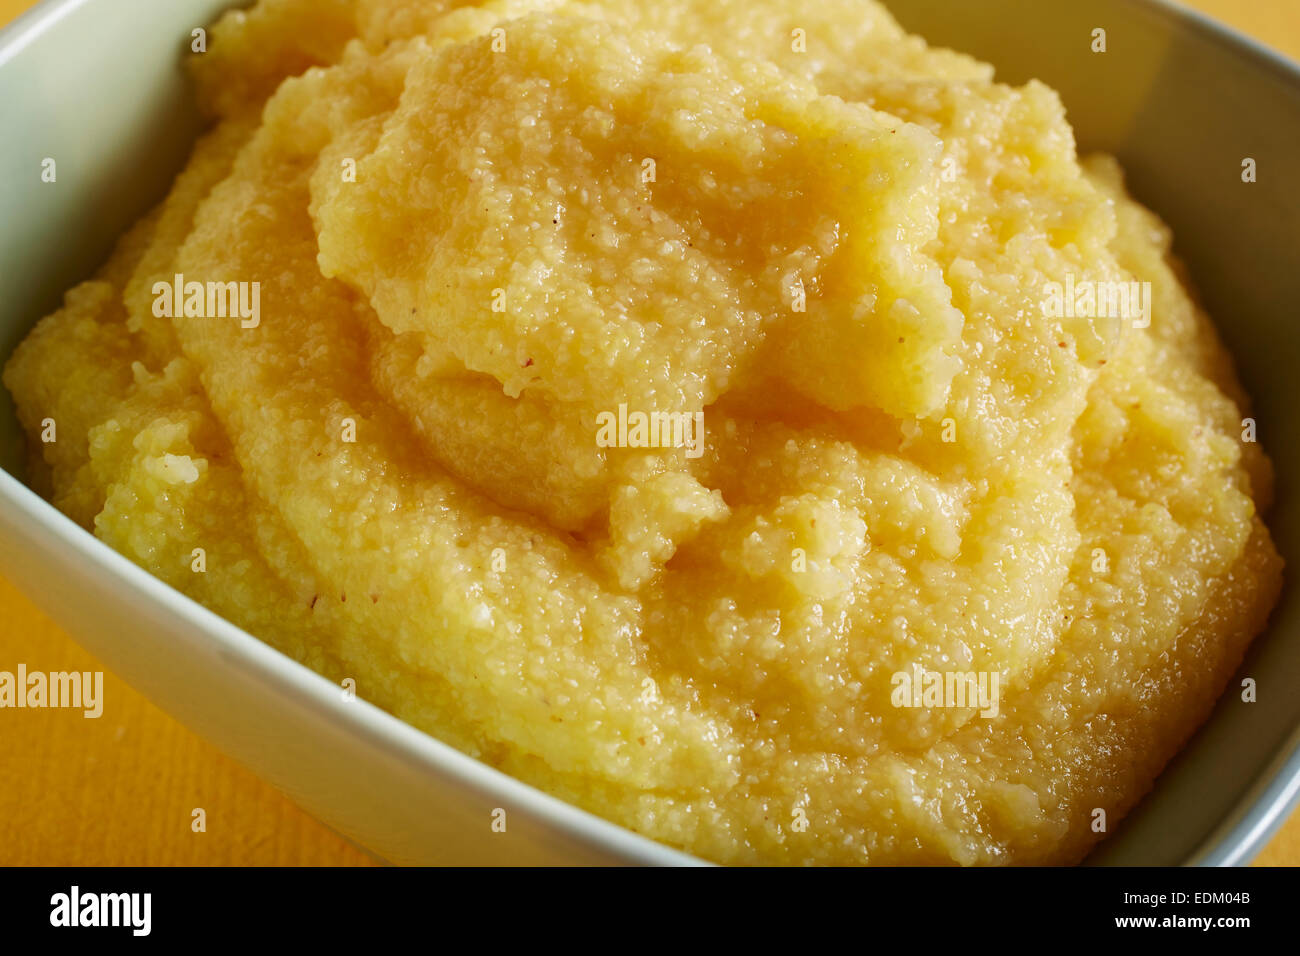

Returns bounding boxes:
[1089,0,1300,868]
[0,465,706,865]
[1,0,1298,867]
[0,0,708,867]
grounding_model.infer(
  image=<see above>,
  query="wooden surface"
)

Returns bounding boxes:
[0,0,1296,867]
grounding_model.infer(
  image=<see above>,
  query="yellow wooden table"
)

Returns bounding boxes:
[0,0,1296,867]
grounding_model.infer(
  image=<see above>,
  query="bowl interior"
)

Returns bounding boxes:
[889,0,1300,864]
[0,0,236,474]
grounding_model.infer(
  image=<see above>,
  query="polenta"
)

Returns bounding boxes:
[4,0,1283,865]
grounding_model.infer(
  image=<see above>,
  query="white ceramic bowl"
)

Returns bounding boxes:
[1,0,1297,865]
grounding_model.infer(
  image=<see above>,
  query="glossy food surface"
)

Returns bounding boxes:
[3,0,1283,864]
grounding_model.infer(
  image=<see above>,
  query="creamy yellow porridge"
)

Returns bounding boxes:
[4,0,1283,864]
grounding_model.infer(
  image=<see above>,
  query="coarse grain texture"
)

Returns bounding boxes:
[4,0,1283,865]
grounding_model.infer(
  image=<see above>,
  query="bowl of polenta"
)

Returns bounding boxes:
[1,0,1298,866]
